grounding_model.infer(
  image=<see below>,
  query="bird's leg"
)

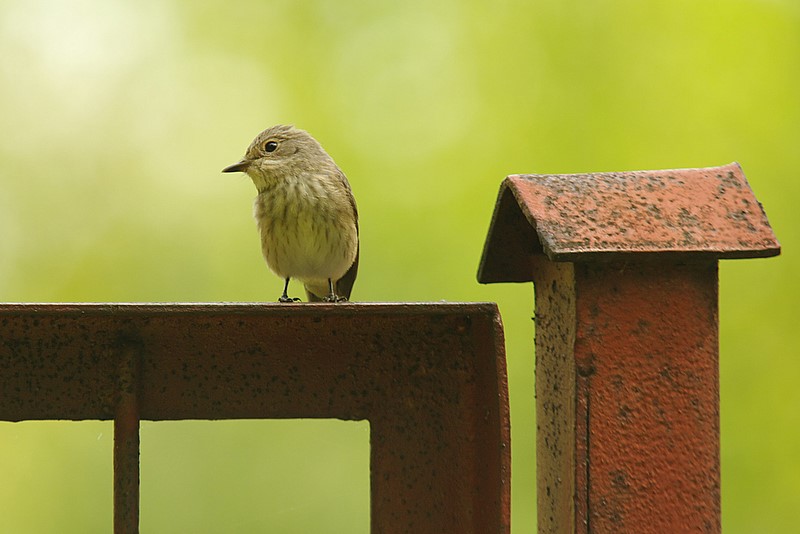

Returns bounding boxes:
[278,278,300,303]
[323,278,347,303]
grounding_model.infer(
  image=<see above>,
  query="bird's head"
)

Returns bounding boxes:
[222,125,333,191]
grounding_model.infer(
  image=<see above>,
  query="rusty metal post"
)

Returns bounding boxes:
[114,340,141,534]
[478,163,780,533]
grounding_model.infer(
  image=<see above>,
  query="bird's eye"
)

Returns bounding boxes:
[264,141,278,153]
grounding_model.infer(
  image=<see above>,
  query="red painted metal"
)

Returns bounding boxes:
[478,162,780,283]
[571,261,721,532]
[0,303,510,534]
[478,163,780,533]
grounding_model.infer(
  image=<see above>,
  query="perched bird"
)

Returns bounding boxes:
[222,125,359,302]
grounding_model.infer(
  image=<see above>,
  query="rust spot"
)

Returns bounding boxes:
[610,470,630,491]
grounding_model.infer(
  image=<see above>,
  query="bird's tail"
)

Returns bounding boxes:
[305,287,325,302]
[304,253,359,302]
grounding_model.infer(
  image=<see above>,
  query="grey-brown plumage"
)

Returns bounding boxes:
[222,125,359,302]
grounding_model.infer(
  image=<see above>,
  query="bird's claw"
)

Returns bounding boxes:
[323,295,348,303]
[278,296,301,303]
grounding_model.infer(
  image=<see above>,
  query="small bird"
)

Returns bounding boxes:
[222,125,359,302]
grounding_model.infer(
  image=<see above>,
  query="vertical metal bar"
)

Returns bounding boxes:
[531,258,577,533]
[573,261,721,533]
[114,341,141,534]
[534,261,721,533]
[574,375,590,534]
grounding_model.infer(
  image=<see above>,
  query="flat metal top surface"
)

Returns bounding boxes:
[0,301,497,314]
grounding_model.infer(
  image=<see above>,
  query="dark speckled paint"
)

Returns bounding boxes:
[478,163,779,533]
[0,302,510,534]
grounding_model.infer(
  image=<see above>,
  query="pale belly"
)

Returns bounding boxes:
[253,190,357,285]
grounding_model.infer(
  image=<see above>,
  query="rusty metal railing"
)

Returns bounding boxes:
[0,303,511,534]
[2,162,781,534]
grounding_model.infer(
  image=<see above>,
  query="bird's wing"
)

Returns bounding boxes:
[335,241,359,300]
[335,166,359,301]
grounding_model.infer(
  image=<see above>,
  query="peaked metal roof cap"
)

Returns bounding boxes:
[478,162,780,283]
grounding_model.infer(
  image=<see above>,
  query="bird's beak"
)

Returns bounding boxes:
[222,160,250,173]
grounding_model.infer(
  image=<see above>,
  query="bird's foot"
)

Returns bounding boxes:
[322,294,348,303]
[278,295,301,303]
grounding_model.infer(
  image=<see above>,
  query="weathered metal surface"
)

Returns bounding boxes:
[0,303,510,534]
[478,162,780,282]
[529,258,577,532]
[535,261,721,533]
[114,341,141,534]
[476,162,778,532]
[569,262,721,533]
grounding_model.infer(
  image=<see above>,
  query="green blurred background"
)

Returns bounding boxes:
[0,0,797,532]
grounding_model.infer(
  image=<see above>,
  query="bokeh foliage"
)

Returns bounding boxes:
[0,0,797,532]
